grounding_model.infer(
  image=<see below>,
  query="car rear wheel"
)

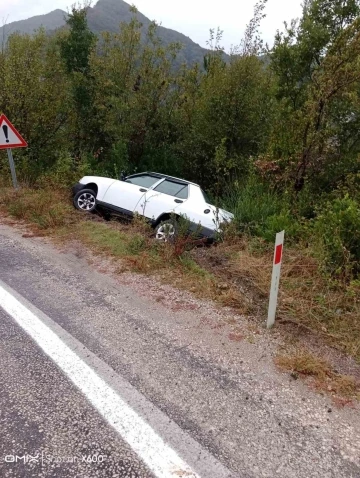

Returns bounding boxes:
[73,189,97,212]
[155,220,178,242]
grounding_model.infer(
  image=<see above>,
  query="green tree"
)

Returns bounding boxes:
[175,52,274,189]
[60,3,98,155]
[90,8,183,175]
[173,0,273,190]
[270,0,360,192]
[0,30,71,179]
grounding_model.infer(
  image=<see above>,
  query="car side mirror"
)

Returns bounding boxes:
[120,171,127,181]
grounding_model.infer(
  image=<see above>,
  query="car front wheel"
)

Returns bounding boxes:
[155,220,178,242]
[73,189,97,212]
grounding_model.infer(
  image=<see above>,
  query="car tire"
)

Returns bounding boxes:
[73,189,97,213]
[154,219,179,242]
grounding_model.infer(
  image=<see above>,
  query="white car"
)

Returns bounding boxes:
[72,172,233,241]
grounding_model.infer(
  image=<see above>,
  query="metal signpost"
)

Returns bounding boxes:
[0,114,28,189]
[267,230,285,329]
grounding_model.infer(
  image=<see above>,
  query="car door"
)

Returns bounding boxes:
[102,174,161,215]
[134,179,189,222]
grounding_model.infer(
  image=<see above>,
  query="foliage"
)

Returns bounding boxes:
[233,0,268,56]
[39,153,92,188]
[269,0,360,192]
[0,29,71,180]
[0,188,73,229]
[175,53,274,189]
[60,4,98,154]
[224,173,287,235]
[313,196,360,279]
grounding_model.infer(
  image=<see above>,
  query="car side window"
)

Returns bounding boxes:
[176,185,189,199]
[125,175,160,188]
[154,180,189,199]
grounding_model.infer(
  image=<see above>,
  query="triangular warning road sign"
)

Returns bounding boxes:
[0,114,28,149]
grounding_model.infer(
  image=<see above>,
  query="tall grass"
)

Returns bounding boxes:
[0,188,74,229]
[223,175,300,241]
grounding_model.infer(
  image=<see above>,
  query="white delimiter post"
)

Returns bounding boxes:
[267,230,285,329]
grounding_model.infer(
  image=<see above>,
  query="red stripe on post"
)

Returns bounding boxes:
[274,244,283,265]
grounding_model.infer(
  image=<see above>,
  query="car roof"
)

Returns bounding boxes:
[127,172,200,188]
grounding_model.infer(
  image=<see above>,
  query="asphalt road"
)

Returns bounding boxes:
[0,223,359,478]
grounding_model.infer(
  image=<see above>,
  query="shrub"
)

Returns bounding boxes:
[259,211,301,243]
[313,195,360,279]
[5,189,72,229]
[97,141,129,178]
[126,234,147,255]
[224,177,284,232]
[223,175,299,241]
[37,154,92,188]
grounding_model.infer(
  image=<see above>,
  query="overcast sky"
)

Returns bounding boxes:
[0,0,303,51]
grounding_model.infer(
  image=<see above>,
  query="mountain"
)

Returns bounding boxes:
[0,0,208,66]
[0,9,67,39]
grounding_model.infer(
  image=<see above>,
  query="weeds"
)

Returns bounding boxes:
[76,222,130,257]
[126,234,147,255]
[275,348,360,400]
[192,235,360,362]
[275,349,331,380]
[0,188,73,230]
[223,175,287,236]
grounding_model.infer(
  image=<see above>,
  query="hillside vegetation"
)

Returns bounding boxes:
[0,1,359,362]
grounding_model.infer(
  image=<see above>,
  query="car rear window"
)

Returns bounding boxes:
[154,180,189,199]
[201,189,211,204]
[125,175,160,188]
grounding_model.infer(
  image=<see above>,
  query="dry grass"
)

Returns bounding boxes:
[275,348,360,401]
[193,237,360,363]
[278,248,360,361]
[283,283,359,357]
[275,349,332,380]
[0,186,75,230]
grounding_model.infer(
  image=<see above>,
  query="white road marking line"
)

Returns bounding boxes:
[0,284,200,478]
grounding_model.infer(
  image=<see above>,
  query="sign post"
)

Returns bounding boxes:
[267,230,285,329]
[7,149,18,189]
[0,114,28,189]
